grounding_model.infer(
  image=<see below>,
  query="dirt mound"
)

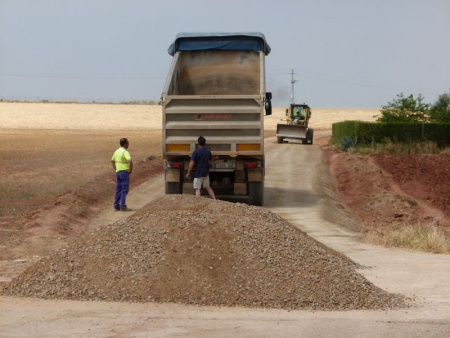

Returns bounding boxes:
[373,154,450,220]
[329,152,450,230]
[3,195,407,311]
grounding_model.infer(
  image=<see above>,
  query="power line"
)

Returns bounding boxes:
[270,67,430,95]
[0,71,164,80]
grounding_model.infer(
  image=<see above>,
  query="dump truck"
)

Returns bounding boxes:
[160,33,272,206]
[276,103,313,144]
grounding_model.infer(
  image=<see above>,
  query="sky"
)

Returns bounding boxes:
[0,0,449,108]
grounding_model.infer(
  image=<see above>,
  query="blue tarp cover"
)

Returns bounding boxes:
[168,32,271,56]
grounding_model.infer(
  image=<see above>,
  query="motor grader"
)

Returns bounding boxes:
[276,103,313,144]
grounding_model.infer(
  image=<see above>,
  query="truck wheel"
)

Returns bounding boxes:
[165,182,181,194]
[277,137,283,143]
[308,129,314,145]
[248,182,264,206]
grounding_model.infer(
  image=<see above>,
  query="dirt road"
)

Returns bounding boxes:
[1,132,450,337]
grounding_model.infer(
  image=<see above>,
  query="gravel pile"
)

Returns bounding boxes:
[3,195,407,310]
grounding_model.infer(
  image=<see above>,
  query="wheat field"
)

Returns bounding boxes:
[0,102,379,131]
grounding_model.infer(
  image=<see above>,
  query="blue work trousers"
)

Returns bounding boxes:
[114,171,129,209]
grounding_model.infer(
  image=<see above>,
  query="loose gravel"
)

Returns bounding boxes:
[3,195,407,310]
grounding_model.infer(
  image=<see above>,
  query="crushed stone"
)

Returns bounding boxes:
[3,195,407,310]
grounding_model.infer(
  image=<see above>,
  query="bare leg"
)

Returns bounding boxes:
[205,187,216,199]
[195,188,201,197]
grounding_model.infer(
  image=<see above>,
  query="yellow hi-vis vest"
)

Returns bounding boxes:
[112,147,131,172]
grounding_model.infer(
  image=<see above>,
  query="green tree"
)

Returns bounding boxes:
[377,93,430,122]
[429,91,450,123]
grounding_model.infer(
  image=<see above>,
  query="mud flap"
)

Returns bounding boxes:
[248,182,264,206]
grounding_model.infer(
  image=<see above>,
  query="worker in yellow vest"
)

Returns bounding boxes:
[111,138,133,211]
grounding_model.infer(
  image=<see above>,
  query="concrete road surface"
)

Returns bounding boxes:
[1,133,449,338]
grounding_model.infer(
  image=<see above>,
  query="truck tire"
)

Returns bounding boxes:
[303,129,314,144]
[308,129,314,145]
[277,137,283,143]
[248,182,264,206]
[165,182,181,194]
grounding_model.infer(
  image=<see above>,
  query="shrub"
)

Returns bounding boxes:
[429,91,450,123]
[376,93,430,123]
[332,121,450,148]
[340,136,354,150]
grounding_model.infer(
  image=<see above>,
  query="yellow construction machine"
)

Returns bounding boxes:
[276,103,313,144]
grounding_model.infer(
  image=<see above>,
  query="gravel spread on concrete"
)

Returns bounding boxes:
[3,195,407,310]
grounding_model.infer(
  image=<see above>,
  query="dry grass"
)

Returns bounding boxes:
[366,223,450,254]
[373,140,444,155]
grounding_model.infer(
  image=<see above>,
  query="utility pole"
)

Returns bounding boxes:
[290,69,297,104]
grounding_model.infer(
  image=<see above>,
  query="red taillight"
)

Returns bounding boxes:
[169,162,182,168]
[245,161,257,168]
